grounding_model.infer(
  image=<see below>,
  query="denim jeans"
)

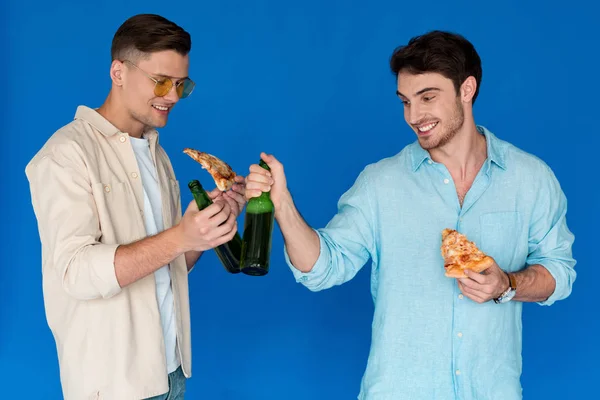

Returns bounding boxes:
[145,366,186,400]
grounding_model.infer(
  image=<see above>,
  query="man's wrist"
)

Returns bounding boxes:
[494,271,517,304]
[499,271,511,296]
[274,190,294,220]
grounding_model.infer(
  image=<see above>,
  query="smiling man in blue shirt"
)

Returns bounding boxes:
[244,30,576,400]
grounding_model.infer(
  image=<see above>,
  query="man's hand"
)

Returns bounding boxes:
[177,199,238,252]
[457,260,510,303]
[244,152,289,212]
[243,152,320,273]
[207,175,246,217]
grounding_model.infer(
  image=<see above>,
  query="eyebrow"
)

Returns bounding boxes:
[154,73,189,81]
[396,87,441,98]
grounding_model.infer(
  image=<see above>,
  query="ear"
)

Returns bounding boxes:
[110,60,125,87]
[460,76,477,104]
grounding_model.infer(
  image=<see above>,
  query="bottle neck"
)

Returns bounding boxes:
[188,181,213,210]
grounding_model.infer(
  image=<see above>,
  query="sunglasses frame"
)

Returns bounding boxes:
[121,60,195,99]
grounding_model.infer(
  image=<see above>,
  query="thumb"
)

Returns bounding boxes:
[260,152,283,173]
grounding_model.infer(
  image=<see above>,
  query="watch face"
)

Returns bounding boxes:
[500,289,516,303]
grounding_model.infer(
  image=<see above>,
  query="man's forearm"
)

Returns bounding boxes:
[513,264,556,302]
[276,192,320,273]
[114,225,187,287]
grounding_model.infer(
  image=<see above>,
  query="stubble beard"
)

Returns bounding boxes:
[419,97,465,150]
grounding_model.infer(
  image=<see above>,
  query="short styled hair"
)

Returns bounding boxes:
[111,14,192,62]
[389,30,482,104]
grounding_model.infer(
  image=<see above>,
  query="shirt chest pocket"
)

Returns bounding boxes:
[479,211,527,272]
[92,181,146,243]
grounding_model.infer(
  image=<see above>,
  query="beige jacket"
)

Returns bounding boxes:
[25,106,192,400]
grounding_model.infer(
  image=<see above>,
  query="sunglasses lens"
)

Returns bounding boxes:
[154,80,172,97]
[178,79,195,99]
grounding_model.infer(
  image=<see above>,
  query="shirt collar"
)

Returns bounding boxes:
[74,105,159,143]
[410,125,507,172]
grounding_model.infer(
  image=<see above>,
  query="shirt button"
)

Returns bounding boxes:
[457,332,463,338]
[456,370,461,376]
[299,276,308,282]
[104,185,110,193]
[427,160,433,165]
[443,178,450,184]
[458,294,464,299]
[119,136,126,143]
[131,172,138,179]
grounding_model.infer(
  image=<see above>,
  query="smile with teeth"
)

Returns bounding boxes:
[417,122,438,133]
[152,105,170,111]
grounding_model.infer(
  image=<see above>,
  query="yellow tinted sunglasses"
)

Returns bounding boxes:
[123,60,195,99]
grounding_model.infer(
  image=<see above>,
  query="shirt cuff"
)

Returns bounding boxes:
[284,230,331,290]
[91,243,122,298]
[535,261,574,306]
[69,243,121,299]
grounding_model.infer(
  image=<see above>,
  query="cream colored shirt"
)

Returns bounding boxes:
[25,106,192,400]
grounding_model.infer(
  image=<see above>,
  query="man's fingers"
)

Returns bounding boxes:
[463,269,488,284]
[245,189,263,199]
[198,201,226,220]
[226,189,245,201]
[209,212,238,242]
[458,277,481,290]
[211,201,232,224]
[245,181,272,193]
[463,291,487,304]
[231,182,245,195]
[207,187,222,200]
[221,193,243,216]
[458,281,488,303]
[459,277,494,295]
[226,190,246,210]
[247,169,273,183]
[249,164,272,176]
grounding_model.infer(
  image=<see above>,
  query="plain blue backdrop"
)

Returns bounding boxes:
[1,0,597,398]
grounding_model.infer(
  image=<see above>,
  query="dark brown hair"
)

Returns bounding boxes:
[111,14,191,61]
[390,30,482,104]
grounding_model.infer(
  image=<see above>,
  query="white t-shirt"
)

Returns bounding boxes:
[130,135,179,374]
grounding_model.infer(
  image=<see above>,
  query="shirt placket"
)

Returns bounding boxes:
[116,131,146,230]
[431,159,493,399]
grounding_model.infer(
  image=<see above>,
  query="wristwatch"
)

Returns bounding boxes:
[494,272,516,304]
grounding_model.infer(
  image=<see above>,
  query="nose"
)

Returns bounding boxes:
[164,82,180,104]
[407,103,423,125]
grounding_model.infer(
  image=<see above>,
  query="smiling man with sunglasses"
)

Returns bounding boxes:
[25,14,245,400]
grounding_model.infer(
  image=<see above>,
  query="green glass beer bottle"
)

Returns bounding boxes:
[240,160,275,276]
[187,180,242,274]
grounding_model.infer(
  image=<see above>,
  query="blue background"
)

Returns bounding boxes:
[2,0,597,398]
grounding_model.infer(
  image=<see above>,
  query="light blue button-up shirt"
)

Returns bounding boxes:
[286,126,576,400]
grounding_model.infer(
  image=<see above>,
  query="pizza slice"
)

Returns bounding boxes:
[440,228,495,278]
[183,148,237,191]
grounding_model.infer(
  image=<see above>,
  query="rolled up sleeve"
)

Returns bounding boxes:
[527,166,576,306]
[285,168,375,292]
[26,146,122,300]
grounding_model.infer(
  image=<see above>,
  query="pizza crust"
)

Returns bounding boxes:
[183,148,236,191]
